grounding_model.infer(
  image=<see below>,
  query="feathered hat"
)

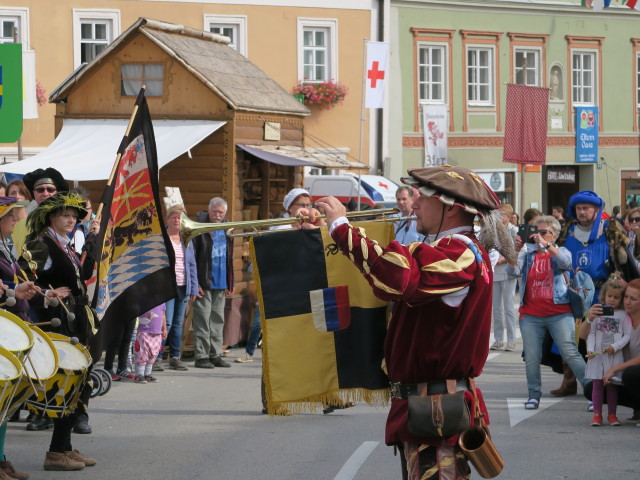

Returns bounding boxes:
[26,193,88,235]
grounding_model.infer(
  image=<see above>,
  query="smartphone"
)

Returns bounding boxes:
[517,224,539,244]
[601,305,614,316]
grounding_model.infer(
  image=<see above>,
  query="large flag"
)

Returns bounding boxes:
[0,44,23,142]
[90,88,177,343]
[251,222,393,414]
[422,105,448,167]
[365,41,390,109]
[503,83,550,165]
[624,0,640,10]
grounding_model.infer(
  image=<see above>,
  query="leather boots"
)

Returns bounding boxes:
[550,361,577,396]
[43,452,85,471]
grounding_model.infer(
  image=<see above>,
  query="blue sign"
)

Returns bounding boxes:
[575,106,598,163]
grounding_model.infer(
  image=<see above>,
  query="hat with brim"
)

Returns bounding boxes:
[401,165,500,217]
[23,168,69,198]
[26,193,88,235]
[0,197,28,219]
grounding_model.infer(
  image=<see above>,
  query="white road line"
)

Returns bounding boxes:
[507,397,564,427]
[333,441,379,480]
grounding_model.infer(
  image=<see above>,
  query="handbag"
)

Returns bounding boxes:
[406,384,470,438]
[562,268,595,319]
[458,379,504,479]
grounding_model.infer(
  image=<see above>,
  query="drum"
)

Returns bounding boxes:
[0,310,34,361]
[12,326,59,419]
[0,346,23,425]
[27,333,90,418]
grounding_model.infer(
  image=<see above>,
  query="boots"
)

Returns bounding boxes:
[550,361,577,397]
[43,452,85,471]
[65,450,96,467]
[0,460,29,480]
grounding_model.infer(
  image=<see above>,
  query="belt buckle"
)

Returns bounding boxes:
[389,382,401,399]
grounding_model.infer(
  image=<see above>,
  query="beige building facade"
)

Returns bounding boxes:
[0,1,379,173]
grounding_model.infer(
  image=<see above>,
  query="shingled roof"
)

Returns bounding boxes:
[49,17,310,116]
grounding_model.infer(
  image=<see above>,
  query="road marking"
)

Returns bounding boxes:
[507,397,564,427]
[333,441,379,480]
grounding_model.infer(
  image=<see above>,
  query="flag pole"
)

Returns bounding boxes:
[357,39,368,211]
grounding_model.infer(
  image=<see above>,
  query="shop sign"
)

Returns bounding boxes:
[575,106,598,163]
[477,172,505,192]
[547,168,576,183]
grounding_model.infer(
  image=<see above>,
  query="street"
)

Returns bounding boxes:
[5,339,637,480]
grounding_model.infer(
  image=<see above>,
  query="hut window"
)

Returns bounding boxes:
[121,64,164,96]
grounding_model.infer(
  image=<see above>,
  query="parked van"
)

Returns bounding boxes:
[304,173,398,209]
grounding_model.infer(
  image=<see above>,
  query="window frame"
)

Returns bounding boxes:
[0,7,29,48]
[571,49,597,107]
[203,14,247,56]
[120,63,165,97]
[417,42,448,105]
[297,18,338,83]
[466,45,495,107]
[72,9,120,69]
[513,47,542,87]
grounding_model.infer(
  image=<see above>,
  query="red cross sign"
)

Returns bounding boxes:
[367,61,385,88]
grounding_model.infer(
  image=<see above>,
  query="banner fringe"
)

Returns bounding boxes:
[265,388,390,416]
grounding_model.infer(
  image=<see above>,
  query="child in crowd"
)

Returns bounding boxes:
[585,273,631,426]
[134,304,168,384]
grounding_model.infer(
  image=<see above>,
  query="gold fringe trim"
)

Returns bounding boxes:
[264,388,390,416]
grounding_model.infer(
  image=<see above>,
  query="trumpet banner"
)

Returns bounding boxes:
[251,222,393,414]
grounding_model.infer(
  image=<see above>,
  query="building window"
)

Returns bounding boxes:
[0,17,17,43]
[572,51,596,105]
[204,15,247,56]
[80,21,110,64]
[418,44,446,103]
[121,64,164,96]
[297,18,338,82]
[514,48,540,86]
[0,8,28,46]
[467,47,493,105]
[73,9,120,68]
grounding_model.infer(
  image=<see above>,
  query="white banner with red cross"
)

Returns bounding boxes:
[365,41,390,109]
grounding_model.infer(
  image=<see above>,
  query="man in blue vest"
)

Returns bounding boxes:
[553,190,611,397]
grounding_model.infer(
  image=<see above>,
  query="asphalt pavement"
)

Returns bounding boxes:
[4,336,638,480]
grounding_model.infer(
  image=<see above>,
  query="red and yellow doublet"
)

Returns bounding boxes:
[331,223,493,446]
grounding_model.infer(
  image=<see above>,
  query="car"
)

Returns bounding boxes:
[304,173,398,209]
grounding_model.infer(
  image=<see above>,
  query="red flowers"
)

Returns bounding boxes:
[292,80,348,109]
[36,81,47,107]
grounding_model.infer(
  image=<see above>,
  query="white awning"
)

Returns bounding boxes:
[0,118,226,181]
[238,144,368,170]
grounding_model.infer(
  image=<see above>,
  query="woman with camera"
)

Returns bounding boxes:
[507,215,587,410]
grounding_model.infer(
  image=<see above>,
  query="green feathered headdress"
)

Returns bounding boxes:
[26,193,88,236]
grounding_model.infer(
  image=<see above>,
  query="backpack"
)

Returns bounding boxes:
[562,269,595,319]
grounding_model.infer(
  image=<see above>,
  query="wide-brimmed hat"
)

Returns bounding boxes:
[0,197,28,219]
[23,168,69,198]
[401,165,500,217]
[26,193,88,235]
[283,188,310,211]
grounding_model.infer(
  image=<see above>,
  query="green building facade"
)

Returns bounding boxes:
[386,0,640,215]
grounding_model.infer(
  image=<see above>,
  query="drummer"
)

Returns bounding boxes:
[0,198,43,480]
[20,192,99,471]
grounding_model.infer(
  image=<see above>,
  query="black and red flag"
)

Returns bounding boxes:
[89,88,177,343]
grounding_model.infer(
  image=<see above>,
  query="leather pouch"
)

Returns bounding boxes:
[407,390,470,438]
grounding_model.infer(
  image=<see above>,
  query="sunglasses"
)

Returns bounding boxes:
[629,217,640,224]
[537,229,551,235]
[35,186,57,194]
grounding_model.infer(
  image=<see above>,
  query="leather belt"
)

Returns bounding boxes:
[389,379,470,399]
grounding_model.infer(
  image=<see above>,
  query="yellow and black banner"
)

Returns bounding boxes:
[251,221,393,414]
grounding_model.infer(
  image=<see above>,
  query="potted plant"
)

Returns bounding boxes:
[292,80,348,110]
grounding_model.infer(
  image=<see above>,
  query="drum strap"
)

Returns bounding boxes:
[85,306,98,335]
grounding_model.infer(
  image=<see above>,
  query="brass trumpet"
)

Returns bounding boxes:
[180,208,401,244]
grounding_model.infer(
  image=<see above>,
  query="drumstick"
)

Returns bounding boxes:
[48,285,74,322]
[29,318,62,328]
[13,273,60,307]
[0,297,16,307]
